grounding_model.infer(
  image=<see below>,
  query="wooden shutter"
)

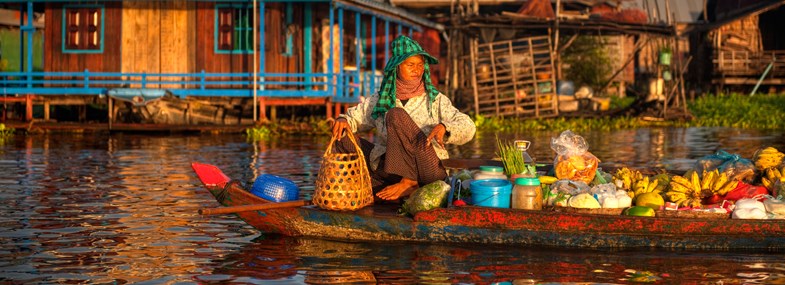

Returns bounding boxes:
[218,8,234,50]
[65,9,81,49]
[86,8,101,49]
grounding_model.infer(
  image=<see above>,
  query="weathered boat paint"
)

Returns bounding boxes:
[193,162,785,250]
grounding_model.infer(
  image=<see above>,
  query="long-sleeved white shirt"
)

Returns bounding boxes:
[339,92,476,170]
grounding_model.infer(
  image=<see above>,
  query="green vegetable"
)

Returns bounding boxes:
[401,180,451,216]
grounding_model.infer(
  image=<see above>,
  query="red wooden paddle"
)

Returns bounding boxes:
[198,200,311,215]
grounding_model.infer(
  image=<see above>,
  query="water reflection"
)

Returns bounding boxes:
[211,236,785,284]
[0,128,784,283]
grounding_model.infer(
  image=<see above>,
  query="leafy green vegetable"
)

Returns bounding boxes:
[401,180,451,216]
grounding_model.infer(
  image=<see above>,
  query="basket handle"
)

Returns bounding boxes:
[324,133,365,160]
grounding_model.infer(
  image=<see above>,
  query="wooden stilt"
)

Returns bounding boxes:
[25,94,33,122]
[108,96,113,130]
[43,100,50,121]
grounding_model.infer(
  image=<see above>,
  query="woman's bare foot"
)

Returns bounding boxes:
[376,178,419,201]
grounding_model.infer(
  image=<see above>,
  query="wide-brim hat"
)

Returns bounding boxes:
[383,35,438,73]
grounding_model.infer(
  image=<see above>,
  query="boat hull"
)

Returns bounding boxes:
[193,162,785,250]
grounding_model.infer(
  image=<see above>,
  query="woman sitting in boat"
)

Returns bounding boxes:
[330,35,476,201]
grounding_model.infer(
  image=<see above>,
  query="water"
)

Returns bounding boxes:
[1,128,784,284]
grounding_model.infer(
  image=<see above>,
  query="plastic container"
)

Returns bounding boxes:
[474,166,507,181]
[511,177,542,210]
[557,80,575,96]
[250,174,300,202]
[470,179,512,208]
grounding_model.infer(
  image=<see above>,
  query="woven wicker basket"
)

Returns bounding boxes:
[313,134,374,211]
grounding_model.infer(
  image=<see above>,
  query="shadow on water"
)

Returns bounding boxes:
[0,128,784,283]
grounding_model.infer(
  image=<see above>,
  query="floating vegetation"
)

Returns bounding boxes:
[687,93,785,130]
[474,93,785,132]
[0,123,14,137]
[0,123,14,144]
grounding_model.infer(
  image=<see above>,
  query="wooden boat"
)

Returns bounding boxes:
[192,162,785,250]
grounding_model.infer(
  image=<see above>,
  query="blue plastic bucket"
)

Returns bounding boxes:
[250,174,300,202]
[470,179,512,208]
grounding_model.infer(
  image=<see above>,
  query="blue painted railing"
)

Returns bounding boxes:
[0,70,383,103]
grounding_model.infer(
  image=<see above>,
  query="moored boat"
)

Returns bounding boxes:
[192,162,785,250]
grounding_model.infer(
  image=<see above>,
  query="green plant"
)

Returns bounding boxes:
[0,123,13,136]
[561,36,612,91]
[246,125,273,141]
[495,135,535,176]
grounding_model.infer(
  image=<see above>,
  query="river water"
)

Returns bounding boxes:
[1,128,784,284]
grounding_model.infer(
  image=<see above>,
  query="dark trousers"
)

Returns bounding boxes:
[334,108,447,192]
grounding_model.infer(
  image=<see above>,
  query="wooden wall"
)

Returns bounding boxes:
[43,2,122,74]
[121,1,193,88]
[194,2,305,89]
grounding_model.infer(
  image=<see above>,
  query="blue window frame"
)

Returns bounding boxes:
[62,4,104,53]
[215,4,253,53]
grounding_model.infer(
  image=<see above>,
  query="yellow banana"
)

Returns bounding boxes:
[671,176,692,189]
[753,147,784,170]
[712,172,728,192]
[691,171,702,193]
[647,179,660,193]
[669,183,692,193]
[762,177,772,189]
[717,180,739,195]
[700,170,716,190]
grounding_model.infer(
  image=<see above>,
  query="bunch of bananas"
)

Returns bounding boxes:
[613,168,667,199]
[753,147,785,171]
[762,165,785,190]
[666,170,738,207]
[613,167,642,191]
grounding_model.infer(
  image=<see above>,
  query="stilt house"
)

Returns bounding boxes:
[0,0,442,125]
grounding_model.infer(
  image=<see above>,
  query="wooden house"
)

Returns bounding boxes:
[426,0,677,118]
[0,0,443,126]
[704,0,785,93]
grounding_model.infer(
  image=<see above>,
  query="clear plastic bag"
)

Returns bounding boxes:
[695,150,756,182]
[551,130,599,184]
[401,180,451,216]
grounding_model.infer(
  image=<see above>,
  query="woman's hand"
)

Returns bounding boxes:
[426,123,446,148]
[331,118,350,139]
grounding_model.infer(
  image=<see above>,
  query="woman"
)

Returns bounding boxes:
[331,35,476,201]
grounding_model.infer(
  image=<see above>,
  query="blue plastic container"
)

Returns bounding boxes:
[470,179,512,208]
[250,174,300,202]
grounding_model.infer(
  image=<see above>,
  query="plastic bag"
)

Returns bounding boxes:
[551,130,599,184]
[724,181,769,201]
[401,180,451,216]
[695,150,756,182]
[732,198,767,219]
[551,179,591,195]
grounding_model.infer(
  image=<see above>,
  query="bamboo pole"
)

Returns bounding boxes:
[199,200,311,215]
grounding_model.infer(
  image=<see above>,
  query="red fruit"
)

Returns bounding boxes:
[453,199,467,207]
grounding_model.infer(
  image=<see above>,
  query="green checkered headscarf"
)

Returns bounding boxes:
[371,35,439,119]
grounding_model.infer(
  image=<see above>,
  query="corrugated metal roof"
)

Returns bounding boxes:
[622,0,706,24]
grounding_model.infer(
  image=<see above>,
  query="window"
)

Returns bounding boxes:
[216,5,253,53]
[63,5,103,53]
